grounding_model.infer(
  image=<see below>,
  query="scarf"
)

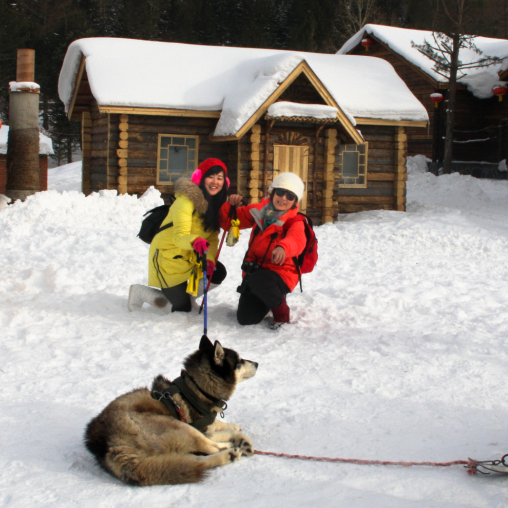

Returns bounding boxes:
[260,202,285,231]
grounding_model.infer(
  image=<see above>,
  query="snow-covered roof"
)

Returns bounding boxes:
[0,125,54,155]
[338,24,508,99]
[58,38,428,137]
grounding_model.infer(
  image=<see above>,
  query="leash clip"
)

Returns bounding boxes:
[154,390,181,411]
[467,454,508,474]
[219,400,227,418]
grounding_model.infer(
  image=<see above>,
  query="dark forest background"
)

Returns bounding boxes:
[1,0,507,163]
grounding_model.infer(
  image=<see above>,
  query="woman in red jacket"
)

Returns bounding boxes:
[222,173,307,329]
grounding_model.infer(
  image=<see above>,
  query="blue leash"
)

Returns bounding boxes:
[201,252,208,336]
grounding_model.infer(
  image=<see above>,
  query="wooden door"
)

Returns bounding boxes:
[273,144,309,212]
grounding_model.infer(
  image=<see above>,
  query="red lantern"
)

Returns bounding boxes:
[361,38,373,51]
[492,85,507,102]
[430,93,444,108]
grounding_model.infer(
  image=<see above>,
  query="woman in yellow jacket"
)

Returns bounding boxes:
[128,158,229,313]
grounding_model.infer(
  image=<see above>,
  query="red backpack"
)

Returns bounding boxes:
[283,213,318,291]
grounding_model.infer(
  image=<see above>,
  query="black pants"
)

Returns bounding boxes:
[236,269,289,325]
[162,261,226,312]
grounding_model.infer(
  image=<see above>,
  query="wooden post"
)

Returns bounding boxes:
[117,114,129,194]
[262,120,275,196]
[81,111,92,195]
[313,125,325,208]
[321,128,337,224]
[395,126,407,211]
[249,125,261,203]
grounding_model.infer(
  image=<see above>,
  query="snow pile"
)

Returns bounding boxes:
[0,124,54,155]
[9,81,40,91]
[1,160,508,506]
[406,154,429,174]
[338,24,508,99]
[47,161,83,192]
[58,38,428,137]
[267,101,338,119]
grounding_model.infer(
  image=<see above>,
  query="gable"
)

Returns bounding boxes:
[212,61,363,144]
[277,73,328,105]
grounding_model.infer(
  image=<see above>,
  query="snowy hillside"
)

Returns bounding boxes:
[1,160,507,507]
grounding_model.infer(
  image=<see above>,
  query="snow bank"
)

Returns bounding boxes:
[2,161,508,507]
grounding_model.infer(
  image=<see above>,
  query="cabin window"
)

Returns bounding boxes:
[338,143,368,188]
[273,144,309,211]
[157,134,199,184]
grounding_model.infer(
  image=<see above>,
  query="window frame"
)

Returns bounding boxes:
[337,142,369,188]
[156,134,200,185]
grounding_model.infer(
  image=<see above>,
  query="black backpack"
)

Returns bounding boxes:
[137,195,176,244]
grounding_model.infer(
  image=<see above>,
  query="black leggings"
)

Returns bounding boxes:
[161,261,226,312]
[236,269,289,325]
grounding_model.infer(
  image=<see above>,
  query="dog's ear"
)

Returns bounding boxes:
[213,340,225,366]
[199,335,213,352]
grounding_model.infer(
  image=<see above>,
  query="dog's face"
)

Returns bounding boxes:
[184,336,258,399]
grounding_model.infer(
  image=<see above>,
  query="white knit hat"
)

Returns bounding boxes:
[269,172,305,203]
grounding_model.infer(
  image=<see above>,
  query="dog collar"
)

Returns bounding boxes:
[151,374,227,432]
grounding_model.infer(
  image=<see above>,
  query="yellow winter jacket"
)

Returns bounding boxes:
[148,178,219,289]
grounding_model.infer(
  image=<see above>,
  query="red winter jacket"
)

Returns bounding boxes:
[220,198,306,292]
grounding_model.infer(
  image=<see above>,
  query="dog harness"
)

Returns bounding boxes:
[151,373,227,432]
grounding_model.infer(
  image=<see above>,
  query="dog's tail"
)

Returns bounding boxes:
[104,448,209,485]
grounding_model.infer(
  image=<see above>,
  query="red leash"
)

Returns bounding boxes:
[255,450,474,471]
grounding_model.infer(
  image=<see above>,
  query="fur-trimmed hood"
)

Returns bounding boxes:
[174,178,208,216]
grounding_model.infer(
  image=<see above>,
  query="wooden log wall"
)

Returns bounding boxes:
[483,95,508,164]
[81,111,92,195]
[90,101,114,192]
[87,114,238,200]
[322,129,337,223]
[117,116,232,201]
[336,125,404,214]
[117,114,128,194]
[239,121,407,223]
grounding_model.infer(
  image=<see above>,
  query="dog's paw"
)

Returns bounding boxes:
[233,434,254,457]
[228,447,242,463]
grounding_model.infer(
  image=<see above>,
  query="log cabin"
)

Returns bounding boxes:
[338,25,508,174]
[58,38,429,222]
[0,124,54,195]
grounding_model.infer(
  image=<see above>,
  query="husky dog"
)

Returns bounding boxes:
[85,336,258,485]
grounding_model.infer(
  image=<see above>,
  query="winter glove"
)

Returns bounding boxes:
[206,260,215,276]
[193,237,210,255]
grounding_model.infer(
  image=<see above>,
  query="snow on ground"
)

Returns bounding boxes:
[1,160,508,507]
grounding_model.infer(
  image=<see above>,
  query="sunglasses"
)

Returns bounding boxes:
[274,188,297,201]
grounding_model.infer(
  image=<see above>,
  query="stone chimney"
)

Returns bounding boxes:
[6,49,41,201]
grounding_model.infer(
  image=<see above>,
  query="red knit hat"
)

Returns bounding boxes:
[191,158,229,189]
